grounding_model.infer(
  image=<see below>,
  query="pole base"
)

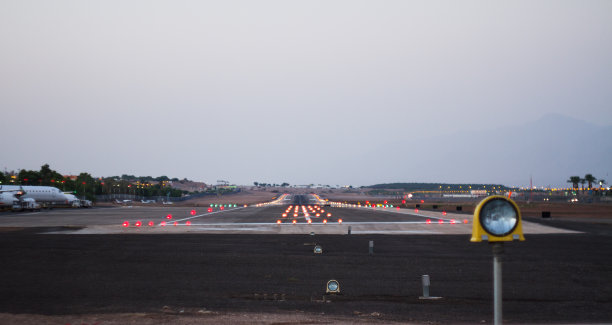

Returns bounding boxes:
[419,296,443,300]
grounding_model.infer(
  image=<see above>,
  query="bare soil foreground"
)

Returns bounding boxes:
[1,218,611,324]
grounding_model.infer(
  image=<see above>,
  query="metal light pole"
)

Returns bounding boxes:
[492,242,504,325]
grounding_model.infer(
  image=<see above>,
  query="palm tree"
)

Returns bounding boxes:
[580,178,587,190]
[584,174,597,189]
[567,176,581,189]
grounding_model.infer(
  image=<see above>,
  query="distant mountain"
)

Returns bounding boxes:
[357,114,612,187]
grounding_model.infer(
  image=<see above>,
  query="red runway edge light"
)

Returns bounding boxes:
[122,221,129,227]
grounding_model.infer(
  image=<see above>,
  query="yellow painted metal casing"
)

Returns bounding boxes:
[471,195,525,242]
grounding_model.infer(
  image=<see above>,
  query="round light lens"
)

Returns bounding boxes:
[479,198,519,236]
[326,279,340,293]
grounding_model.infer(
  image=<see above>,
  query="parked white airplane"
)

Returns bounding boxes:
[0,185,73,205]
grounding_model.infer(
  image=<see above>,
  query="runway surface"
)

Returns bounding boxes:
[0,194,576,235]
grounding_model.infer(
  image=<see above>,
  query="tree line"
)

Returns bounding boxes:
[0,164,187,201]
[567,174,606,190]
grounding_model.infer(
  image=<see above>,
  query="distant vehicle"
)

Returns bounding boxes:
[63,193,82,208]
[162,201,174,205]
[141,199,156,204]
[12,198,41,212]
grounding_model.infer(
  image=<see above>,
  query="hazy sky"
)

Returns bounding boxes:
[2,1,611,187]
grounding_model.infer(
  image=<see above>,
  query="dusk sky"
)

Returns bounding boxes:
[2,1,611,187]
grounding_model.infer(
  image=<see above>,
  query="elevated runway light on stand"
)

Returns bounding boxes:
[470,196,524,325]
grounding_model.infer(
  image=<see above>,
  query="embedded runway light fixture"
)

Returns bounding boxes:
[314,245,322,254]
[326,279,340,294]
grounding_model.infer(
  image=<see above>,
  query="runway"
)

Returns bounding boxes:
[0,194,576,235]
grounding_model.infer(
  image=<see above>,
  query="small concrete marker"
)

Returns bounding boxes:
[419,274,442,300]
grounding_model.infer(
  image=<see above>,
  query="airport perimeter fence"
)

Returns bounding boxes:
[96,189,242,203]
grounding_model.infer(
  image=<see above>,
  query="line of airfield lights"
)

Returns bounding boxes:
[121,198,469,228]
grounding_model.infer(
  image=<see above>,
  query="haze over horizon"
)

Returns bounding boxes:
[2,1,611,188]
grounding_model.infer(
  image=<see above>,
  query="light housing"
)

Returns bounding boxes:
[471,196,524,242]
[326,279,340,294]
